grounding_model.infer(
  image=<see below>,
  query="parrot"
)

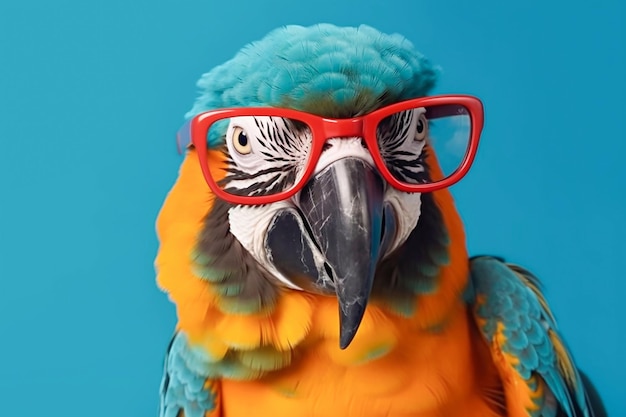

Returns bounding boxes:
[155,24,606,417]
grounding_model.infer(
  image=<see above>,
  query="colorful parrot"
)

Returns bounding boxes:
[155,24,605,417]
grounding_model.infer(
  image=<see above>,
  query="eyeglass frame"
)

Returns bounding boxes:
[177,94,484,205]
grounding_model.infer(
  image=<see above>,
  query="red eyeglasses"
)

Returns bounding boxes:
[177,95,484,205]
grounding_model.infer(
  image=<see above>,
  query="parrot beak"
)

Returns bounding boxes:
[299,158,385,349]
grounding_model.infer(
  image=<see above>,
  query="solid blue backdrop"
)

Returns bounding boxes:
[0,0,623,415]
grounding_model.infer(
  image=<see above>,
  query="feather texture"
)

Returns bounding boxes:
[156,23,604,417]
[159,333,220,417]
[470,256,591,417]
[185,24,438,146]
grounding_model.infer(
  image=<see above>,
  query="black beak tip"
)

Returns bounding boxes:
[338,302,368,350]
[339,331,357,350]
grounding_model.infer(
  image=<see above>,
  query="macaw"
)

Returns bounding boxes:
[155,24,605,417]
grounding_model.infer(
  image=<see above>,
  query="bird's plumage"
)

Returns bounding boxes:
[186,24,437,140]
[156,23,603,417]
[470,257,591,417]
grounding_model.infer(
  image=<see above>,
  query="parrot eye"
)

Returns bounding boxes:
[415,113,427,141]
[232,126,252,155]
[214,115,314,199]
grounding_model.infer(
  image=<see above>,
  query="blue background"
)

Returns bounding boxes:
[0,0,623,415]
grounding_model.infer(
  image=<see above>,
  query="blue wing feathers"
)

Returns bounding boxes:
[470,256,590,417]
[159,332,217,417]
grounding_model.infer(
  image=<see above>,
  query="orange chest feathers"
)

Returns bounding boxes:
[212,296,504,417]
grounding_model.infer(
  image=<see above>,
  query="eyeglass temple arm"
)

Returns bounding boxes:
[176,119,193,155]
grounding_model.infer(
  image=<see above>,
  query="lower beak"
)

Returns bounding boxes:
[299,158,385,349]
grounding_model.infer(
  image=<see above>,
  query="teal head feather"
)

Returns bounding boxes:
[185,24,439,147]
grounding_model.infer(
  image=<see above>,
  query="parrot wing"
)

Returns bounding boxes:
[469,256,594,417]
[159,332,221,417]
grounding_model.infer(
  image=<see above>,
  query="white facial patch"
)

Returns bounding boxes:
[227,202,303,290]
[223,115,312,196]
[383,189,422,257]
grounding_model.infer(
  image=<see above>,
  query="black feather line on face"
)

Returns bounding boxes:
[194,199,279,313]
[377,111,430,185]
[220,169,297,198]
[377,111,413,152]
[219,117,309,197]
[386,149,430,184]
